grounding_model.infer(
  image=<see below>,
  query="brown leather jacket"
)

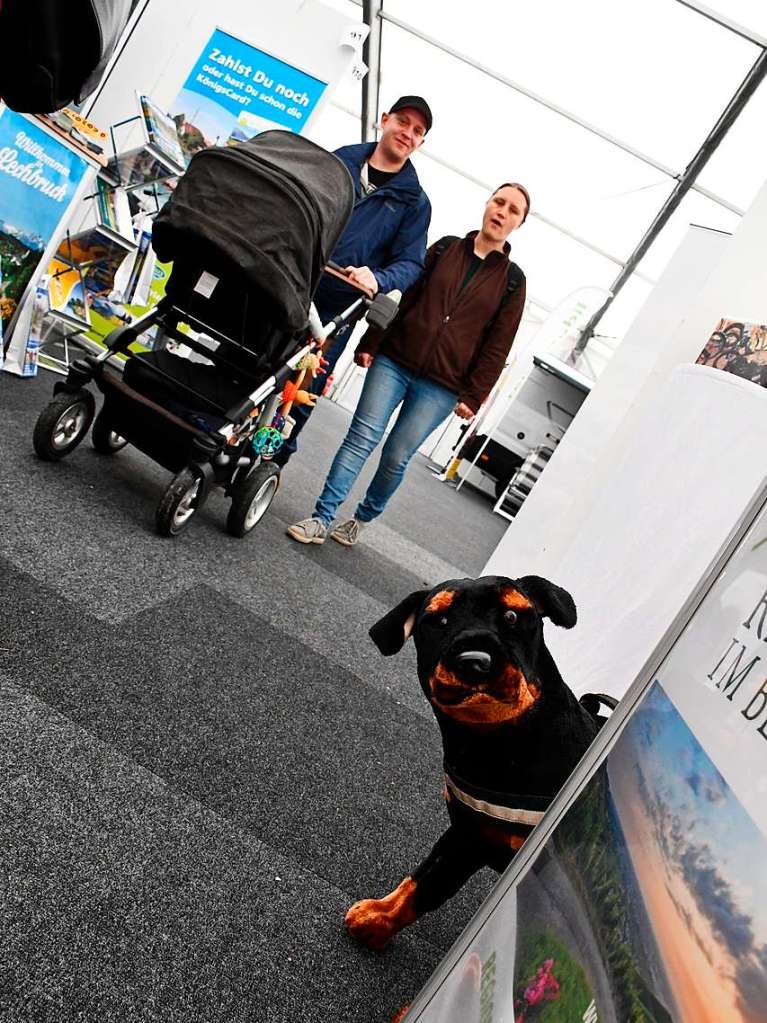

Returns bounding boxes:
[356,232,526,412]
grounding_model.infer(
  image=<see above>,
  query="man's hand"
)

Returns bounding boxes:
[345,265,379,295]
[355,352,375,368]
[454,402,475,420]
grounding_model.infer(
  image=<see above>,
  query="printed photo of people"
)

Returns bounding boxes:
[697,319,767,389]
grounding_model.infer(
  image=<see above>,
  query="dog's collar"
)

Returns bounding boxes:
[444,772,548,828]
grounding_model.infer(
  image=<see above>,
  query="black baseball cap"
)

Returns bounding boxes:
[388,95,433,133]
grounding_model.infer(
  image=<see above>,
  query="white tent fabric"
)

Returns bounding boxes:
[311,0,767,347]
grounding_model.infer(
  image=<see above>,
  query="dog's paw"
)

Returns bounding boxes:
[345,877,418,950]
[345,898,400,950]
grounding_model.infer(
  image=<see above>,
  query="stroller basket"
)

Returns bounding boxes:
[98,365,215,474]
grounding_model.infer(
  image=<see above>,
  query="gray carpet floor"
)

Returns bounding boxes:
[0,368,507,1023]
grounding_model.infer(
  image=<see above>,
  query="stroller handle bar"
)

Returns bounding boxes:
[324,261,375,300]
[310,295,366,343]
[310,264,403,343]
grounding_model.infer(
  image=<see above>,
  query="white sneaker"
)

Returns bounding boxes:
[329,518,363,546]
[286,517,328,544]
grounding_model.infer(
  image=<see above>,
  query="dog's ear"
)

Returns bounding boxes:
[517,576,577,629]
[370,589,429,656]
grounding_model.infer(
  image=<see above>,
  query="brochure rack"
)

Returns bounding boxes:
[106,93,186,189]
[37,95,186,375]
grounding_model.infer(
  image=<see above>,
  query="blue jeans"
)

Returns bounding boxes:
[314,355,457,525]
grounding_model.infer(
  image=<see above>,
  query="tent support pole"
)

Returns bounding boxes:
[575,49,767,352]
[362,0,382,142]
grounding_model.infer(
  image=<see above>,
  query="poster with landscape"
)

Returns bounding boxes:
[414,498,767,1023]
[512,677,767,1023]
[0,105,89,335]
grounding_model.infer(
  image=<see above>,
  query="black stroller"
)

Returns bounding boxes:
[32,131,398,537]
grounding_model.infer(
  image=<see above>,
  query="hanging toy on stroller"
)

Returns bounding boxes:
[31,130,400,538]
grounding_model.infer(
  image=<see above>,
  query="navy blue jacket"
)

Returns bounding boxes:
[314,142,431,318]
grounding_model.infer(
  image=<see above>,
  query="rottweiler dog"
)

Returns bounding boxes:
[345,574,610,950]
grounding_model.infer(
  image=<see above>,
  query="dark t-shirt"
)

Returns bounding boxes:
[459,254,484,292]
[366,165,398,190]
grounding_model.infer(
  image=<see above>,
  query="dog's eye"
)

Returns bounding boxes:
[439,616,449,626]
[504,610,518,626]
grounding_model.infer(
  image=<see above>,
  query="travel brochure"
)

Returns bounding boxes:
[47,257,90,328]
[95,178,134,241]
[107,93,186,189]
[414,494,767,1023]
[120,220,155,307]
[42,226,170,354]
[139,94,186,169]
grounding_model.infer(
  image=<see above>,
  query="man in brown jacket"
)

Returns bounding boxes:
[287,182,529,547]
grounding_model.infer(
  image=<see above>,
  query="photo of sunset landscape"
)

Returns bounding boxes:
[511,682,767,1023]
[609,682,767,1023]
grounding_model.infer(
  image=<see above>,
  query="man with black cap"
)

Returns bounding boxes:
[273,95,433,466]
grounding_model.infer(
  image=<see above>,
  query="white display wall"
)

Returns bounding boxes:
[485,223,730,577]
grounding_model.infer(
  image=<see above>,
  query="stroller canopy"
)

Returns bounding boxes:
[152,130,355,332]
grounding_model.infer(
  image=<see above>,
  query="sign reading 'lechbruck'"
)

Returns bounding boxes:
[0,106,89,332]
[0,131,70,202]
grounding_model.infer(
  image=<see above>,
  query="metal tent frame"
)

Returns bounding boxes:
[358,0,767,352]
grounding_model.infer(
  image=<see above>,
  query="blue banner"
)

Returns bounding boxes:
[171,28,327,151]
[0,106,90,330]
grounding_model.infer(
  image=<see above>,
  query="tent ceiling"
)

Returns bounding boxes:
[314,0,767,341]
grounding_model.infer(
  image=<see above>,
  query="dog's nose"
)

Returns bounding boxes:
[454,650,493,677]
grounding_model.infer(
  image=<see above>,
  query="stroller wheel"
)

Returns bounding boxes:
[91,411,128,455]
[156,468,203,537]
[33,390,96,461]
[226,462,280,538]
